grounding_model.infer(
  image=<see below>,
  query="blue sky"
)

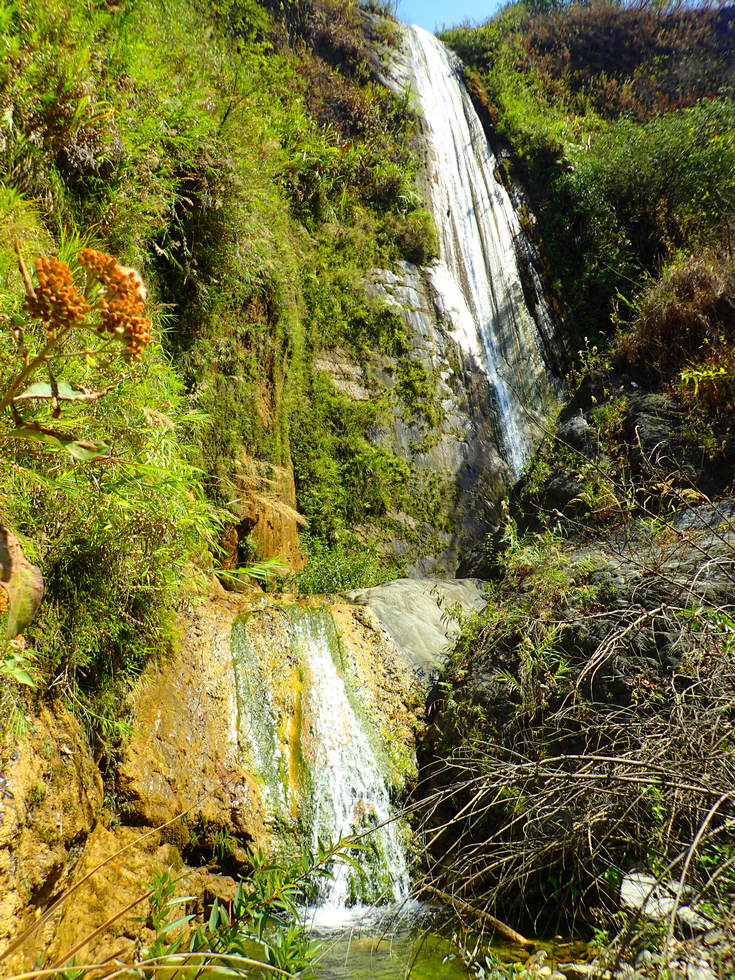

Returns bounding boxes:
[396,0,502,32]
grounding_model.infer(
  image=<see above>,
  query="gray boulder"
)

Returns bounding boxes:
[559,409,598,458]
[620,872,676,919]
[344,577,486,680]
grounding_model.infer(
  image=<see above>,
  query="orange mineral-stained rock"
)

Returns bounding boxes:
[227,455,307,575]
[0,702,103,972]
[117,592,270,852]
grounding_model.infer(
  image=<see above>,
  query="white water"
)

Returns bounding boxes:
[296,616,410,912]
[405,25,554,476]
[232,608,409,915]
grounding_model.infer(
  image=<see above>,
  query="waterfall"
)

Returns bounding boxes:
[404,25,556,477]
[231,606,410,910]
[227,26,562,912]
[297,615,409,908]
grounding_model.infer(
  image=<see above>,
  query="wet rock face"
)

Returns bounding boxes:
[230,599,421,903]
[0,703,103,968]
[118,592,421,843]
[118,591,424,905]
[3,586,429,965]
[363,263,511,577]
[117,592,270,852]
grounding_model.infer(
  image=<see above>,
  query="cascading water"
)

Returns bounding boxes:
[298,615,409,908]
[403,25,557,477]
[231,606,409,911]
[229,24,562,920]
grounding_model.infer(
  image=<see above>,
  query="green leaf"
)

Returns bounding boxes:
[165,895,196,908]
[65,440,111,461]
[157,913,195,936]
[0,661,37,688]
[9,426,110,461]
[15,380,111,403]
[208,901,220,932]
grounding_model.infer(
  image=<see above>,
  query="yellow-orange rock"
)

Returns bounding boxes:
[0,702,103,971]
[117,592,269,851]
[229,455,306,573]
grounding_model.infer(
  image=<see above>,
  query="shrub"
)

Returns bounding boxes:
[0,238,219,745]
[292,531,400,594]
[565,99,735,270]
[420,517,735,935]
[386,208,439,265]
[617,251,735,386]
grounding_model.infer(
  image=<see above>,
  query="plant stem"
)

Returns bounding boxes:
[0,328,72,416]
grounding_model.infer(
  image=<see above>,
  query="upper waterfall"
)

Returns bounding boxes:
[323,20,562,573]
[404,25,557,477]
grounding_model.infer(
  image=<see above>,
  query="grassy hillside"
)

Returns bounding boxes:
[442,2,735,375]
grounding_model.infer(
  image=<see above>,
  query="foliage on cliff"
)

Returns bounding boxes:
[0,0,429,743]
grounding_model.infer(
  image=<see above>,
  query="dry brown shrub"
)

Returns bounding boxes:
[417,510,735,937]
[617,251,735,382]
[520,3,735,121]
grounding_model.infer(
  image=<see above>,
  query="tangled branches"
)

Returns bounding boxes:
[416,500,735,948]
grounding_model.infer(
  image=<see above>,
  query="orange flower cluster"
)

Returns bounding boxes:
[79,248,153,360]
[24,256,90,332]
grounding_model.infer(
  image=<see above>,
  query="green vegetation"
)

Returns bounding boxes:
[132,845,347,979]
[293,531,401,593]
[0,0,434,743]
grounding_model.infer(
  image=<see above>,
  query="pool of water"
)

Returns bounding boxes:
[300,903,592,980]
[303,904,470,979]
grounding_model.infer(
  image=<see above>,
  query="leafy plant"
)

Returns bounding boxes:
[292,531,400,594]
[125,840,359,978]
[0,641,37,687]
[217,557,290,589]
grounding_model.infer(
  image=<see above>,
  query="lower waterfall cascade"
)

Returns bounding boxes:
[231,605,412,911]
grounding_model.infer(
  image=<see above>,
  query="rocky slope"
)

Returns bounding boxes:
[0,579,482,969]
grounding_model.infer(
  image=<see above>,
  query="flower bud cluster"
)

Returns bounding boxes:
[23,256,90,332]
[79,249,152,360]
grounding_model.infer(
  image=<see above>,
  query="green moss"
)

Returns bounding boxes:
[231,613,291,817]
